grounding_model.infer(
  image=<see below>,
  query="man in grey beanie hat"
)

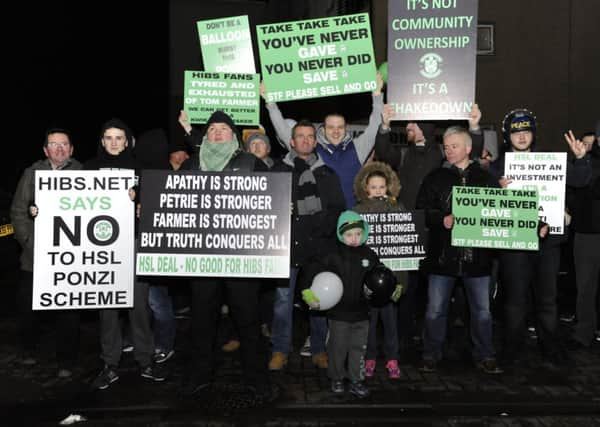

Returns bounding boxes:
[245,132,274,169]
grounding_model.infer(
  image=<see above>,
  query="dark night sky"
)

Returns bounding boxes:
[8,2,169,193]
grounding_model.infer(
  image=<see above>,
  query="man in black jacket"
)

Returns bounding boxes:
[490,112,590,366]
[489,110,564,366]
[375,104,484,348]
[416,126,502,375]
[85,119,165,390]
[10,128,82,376]
[268,120,346,371]
[566,128,600,348]
[179,111,270,398]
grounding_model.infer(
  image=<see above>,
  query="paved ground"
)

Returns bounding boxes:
[1,282,599,426]
[2,319,599,426]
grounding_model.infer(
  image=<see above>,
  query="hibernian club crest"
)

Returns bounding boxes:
[419,53,443,78]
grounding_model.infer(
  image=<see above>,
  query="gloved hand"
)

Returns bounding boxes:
[302,289,320,309]
[390,284,404,302]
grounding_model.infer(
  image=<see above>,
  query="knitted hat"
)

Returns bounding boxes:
[245,132,271,151]
[339,219,365,235]
[168,138,190,154]
[202,110,240,144]
[336,210,369,245]
[242,125,265,145]
[206,110,235,132]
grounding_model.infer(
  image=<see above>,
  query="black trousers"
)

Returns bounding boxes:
[189,277,268,388]
[499,243,561,357]
[397,270,426,344]
[573,233,600,345]
[17,270,80,366]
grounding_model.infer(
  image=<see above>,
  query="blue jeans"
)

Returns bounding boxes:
[271,267,328,355]
[149,285,176,352]
[423,274,494,362]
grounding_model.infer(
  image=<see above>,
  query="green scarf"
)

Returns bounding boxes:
[199,135,239,171]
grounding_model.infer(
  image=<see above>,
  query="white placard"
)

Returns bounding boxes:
[33,170,135,309]
[504,152,567,234]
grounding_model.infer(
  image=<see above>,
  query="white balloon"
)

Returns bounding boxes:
[310,271,343,310]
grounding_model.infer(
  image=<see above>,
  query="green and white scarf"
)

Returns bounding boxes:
[199,135,239,171]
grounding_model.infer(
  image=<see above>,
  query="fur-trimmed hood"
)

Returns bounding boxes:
[353,161,401,203]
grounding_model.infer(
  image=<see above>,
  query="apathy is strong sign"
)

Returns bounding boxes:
[33,171,135,310]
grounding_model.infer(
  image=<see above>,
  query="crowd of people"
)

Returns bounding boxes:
[9,86,599,400]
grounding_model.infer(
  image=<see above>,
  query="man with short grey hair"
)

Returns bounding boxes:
[415,126,503,375]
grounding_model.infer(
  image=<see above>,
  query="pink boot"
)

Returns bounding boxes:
[386,359,401,379]
[365,359,376,377]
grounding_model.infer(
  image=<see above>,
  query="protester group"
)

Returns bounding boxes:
[9,15,600,401]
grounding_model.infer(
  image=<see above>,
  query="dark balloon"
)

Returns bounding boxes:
[363,264,396,307]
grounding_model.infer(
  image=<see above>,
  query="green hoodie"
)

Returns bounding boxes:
[336,210,370,245]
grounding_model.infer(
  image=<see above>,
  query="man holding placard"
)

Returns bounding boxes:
[261,74,384,209]
[490,110,572,366]
[178,110,270,399]
[11,128,82,376]
[416,126,502,375]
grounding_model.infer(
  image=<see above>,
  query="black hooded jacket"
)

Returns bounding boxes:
[374,123,442,209]
[84,119,141,235]
[300,242,379,322]
[84,118,140,172]
[569,143,600,233]
[416,161,499,277]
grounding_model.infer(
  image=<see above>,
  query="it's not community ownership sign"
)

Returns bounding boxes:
[387,0,478,120]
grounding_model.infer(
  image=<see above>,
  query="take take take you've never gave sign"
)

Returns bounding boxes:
[257,13,377,102]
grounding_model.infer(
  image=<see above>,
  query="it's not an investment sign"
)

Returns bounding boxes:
[33,171,135,310]
[137,170,291,279]
[504,152,566,234]
[387,0,478,120]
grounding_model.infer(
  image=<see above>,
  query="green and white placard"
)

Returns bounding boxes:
[451,186,540,251]
[257,13,377,102]
[197,15,256,73]
[183,71,260,125]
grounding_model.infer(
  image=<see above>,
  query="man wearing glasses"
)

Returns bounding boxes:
[10,128,82,377]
